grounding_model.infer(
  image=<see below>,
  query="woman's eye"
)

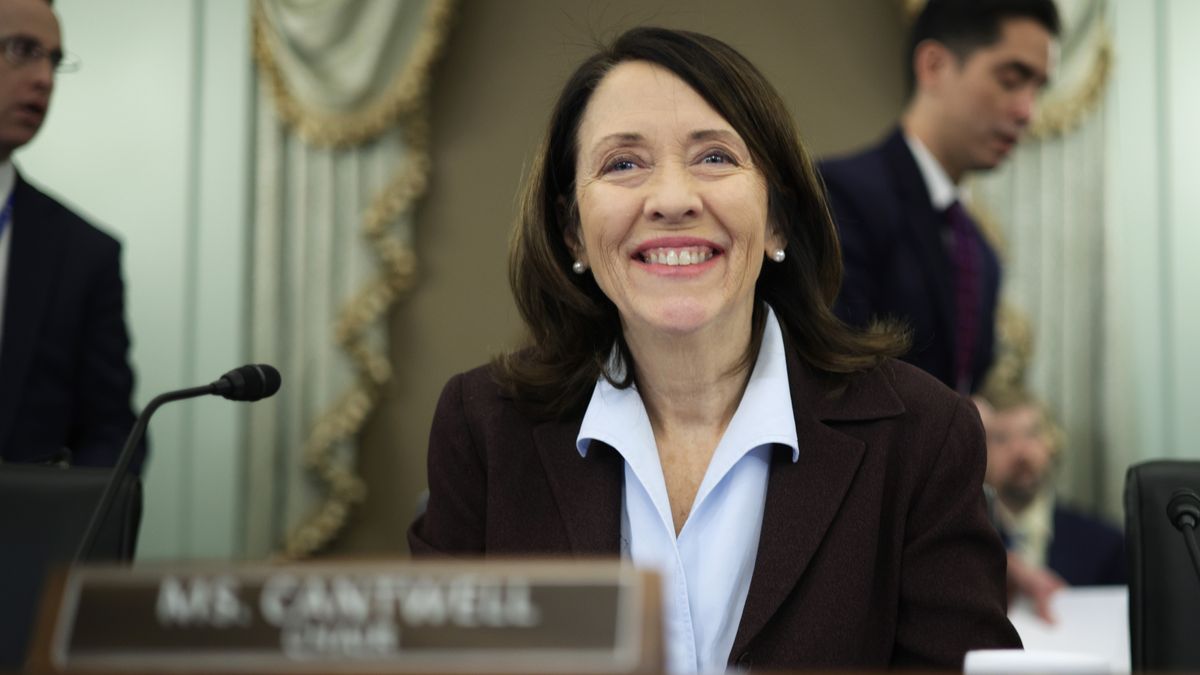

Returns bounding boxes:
[603,158,638,173]
[700,151,734,165]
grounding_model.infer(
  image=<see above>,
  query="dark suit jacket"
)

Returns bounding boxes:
[1047,504,1126,587]
[409,354,1020,669]
[0,174,143,471]
[820,129,1001,393]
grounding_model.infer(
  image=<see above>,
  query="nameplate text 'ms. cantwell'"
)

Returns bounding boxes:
[41,560,660,673]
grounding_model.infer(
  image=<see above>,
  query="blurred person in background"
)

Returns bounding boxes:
[978,389,1126,588]
[0,0,143,471]
[821,0,1059,395]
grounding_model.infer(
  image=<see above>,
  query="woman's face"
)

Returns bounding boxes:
[570,60,781,341]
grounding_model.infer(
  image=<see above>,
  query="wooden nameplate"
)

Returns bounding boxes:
[25,559,662,674]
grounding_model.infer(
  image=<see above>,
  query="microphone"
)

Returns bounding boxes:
[212,364,282,401]
[73,364,282,562]
[1167,489,1200,583]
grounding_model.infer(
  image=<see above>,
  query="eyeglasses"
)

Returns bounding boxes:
[0,35,80,73]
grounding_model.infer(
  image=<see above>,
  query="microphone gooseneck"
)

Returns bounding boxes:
[74,364,282,562]
[1167,489,1200,585]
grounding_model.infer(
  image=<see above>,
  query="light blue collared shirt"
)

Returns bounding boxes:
[576,307,799,674]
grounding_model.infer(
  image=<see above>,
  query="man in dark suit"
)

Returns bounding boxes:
[0,0,143,470]
[821,0,1059,394]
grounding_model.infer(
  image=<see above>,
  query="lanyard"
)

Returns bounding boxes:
[0,190,13,239]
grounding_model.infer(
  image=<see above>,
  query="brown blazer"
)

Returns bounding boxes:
[409,353,1020,670]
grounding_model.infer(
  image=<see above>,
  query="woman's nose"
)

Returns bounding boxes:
[643,163,701,223]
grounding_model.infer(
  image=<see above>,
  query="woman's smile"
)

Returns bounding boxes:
[633,237,723,276]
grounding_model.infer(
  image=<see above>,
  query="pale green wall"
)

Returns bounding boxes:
[1162,0,1200,461]
[18,0,253,560]
[1103,0,1200,514]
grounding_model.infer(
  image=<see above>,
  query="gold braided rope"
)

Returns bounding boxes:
[1028,29,1111,139]
[901,0,924,20]
[979,302,1036,401]
[280,130,430,559]
[253,0,455,149]
[251,0,454,558]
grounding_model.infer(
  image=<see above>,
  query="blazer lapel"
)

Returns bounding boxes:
[532,415,623,555]
[0,177,61,452]
[731,356,904,659]
[881,130,955,346]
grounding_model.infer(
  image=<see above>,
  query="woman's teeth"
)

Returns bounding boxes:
[641,247,714,266]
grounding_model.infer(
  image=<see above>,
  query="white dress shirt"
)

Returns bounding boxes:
[576,306,799,674]
[903,131,958,211]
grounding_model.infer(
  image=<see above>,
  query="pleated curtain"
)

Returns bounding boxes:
[245,0,453,558]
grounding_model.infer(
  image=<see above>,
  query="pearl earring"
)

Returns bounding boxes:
[572,260,587,275]
[770,249,786,263]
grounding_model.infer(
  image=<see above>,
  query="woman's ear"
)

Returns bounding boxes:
[559,196,586,264]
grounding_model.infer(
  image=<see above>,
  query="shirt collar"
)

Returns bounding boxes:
[999,489,1056,539]
[903,131,958,211]
[576,305,800,463]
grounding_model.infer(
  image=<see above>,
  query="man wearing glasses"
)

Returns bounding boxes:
[0,0,144,471]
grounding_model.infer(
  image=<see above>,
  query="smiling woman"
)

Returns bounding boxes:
[409,26,1020,673]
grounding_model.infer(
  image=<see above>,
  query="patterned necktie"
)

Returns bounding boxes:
[945,200,979,394]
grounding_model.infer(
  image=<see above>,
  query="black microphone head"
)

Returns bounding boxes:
[216,364,282,402]
[1167,489,1200,530]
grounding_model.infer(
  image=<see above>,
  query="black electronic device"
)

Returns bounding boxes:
[1125,460,1200,671]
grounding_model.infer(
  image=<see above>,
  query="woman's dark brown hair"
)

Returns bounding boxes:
[497,26,907,418]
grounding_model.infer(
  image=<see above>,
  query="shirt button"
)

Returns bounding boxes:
[736,652,752,670]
